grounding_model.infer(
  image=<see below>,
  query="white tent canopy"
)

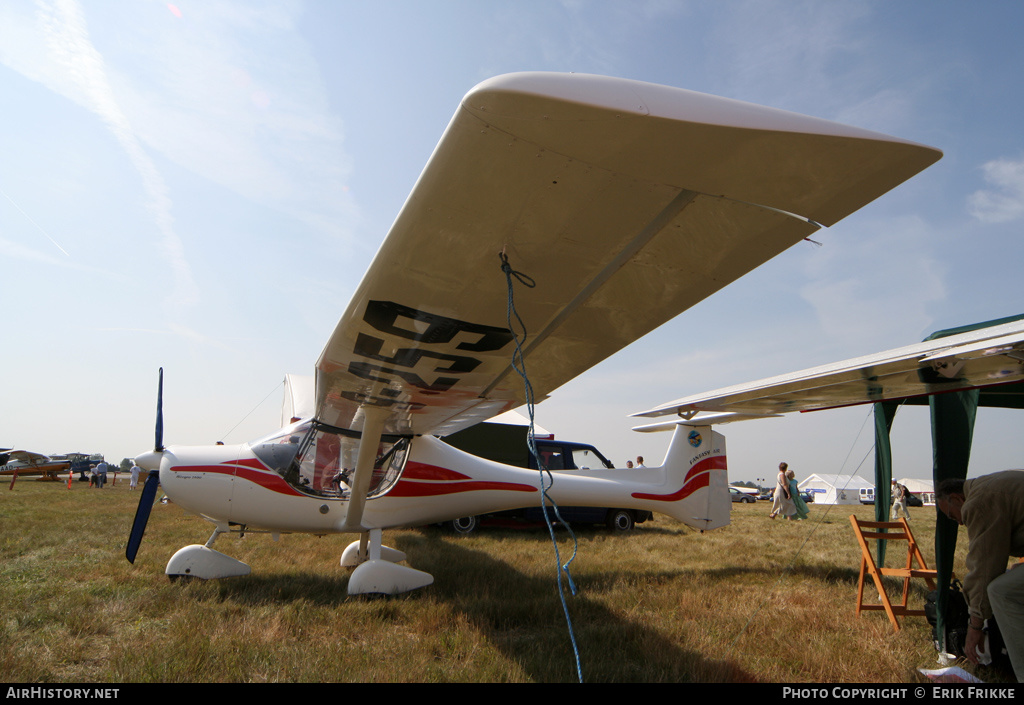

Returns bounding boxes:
[486,409,554,439]
[798,473,874,505]
[897,477,935,505]
[282,374,315,427]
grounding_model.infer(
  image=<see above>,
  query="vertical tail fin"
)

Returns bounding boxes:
[649,423,731,530]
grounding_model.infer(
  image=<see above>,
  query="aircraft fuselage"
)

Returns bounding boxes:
[151,422,729,536]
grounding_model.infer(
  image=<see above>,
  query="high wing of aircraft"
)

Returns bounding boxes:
[315,72,940,438]
[3,450,70,488]
[631,317,1024,428]
[2,449,51,470]
[128,72,941,595]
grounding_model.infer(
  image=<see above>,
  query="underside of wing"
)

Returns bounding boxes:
[316,72,942,437]
[6,450,52,465]
[632,318,1024,420]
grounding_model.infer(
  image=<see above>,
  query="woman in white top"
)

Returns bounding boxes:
[769,461,796,519]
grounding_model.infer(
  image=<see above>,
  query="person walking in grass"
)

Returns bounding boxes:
[769,461,795,519]
[787,468,809,520]
[891,479,911,521]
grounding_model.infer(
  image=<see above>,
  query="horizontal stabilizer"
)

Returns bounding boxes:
[632,412,783,433]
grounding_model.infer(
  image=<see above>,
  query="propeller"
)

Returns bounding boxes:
[155,366,164,452]
[126,368,164,564]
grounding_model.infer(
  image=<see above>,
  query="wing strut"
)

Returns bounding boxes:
[342,406,390,531]
[482,188,699,398]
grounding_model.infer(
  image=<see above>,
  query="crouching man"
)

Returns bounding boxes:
[936,471,1024,680]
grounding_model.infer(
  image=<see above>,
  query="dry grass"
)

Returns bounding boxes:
[0,479,1005,682]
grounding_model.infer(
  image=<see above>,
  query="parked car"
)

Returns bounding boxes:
[907,492,923,507]
[440,425,652,533]
[757,492,773,501]
[800,491,815,503]
[730,488,756,504]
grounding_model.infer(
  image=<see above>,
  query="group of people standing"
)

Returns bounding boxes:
[87,460,143,489]
[768,461,809,520]
[89,461,108,488]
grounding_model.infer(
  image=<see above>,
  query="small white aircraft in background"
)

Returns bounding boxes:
[2,449,53,473]
[127,72,941,595]
[3,450,69,487]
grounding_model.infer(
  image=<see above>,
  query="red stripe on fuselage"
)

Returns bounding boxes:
[388,479,537,497]
[686,455,727,478]
[388,461,535,497]
[169,461,306,498]
[401,462,472,481]
[169,459,534,499]
[633,455,726,502]
[230,457,267,470]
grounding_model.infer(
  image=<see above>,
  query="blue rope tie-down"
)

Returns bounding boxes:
[499,252,584,683]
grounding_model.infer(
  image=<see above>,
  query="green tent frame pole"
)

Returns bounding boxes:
[873,401,900,567]
[930,388,978,654]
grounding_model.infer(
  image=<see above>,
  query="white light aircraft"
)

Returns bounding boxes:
[3,450,69,487]
[127,72,941,594]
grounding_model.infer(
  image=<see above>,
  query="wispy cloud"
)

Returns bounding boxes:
[2,0,198,321]
[105,1,358,245]
[706,1,872,107]
[0,235,88,272]
[799,214,944,349]
[967,154,1024,223]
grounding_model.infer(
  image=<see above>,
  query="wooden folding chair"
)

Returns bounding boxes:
[849,515,938,631]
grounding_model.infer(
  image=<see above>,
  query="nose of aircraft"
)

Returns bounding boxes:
[135,449,164,472]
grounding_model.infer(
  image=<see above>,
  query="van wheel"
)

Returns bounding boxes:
[450,516,479,535]
[606,509,635,532]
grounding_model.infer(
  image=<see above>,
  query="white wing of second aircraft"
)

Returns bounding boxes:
[632,318,1024,425]
[5,450,52,466]
[315,72,942,440]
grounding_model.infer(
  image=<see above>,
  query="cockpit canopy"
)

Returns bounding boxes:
[250,420,410,500]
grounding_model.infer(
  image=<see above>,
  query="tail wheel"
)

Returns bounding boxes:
[450,516,479,535]
[606,509,635,532]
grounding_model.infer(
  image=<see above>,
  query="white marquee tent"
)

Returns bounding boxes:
[897,477,935,505]
[798,473,874,505]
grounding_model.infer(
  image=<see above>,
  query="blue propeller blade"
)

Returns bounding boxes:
[127,368,165,564]
[126,470,160,563]
[155,367,164,451]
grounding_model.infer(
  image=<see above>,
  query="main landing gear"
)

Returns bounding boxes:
[341,528,433,596]
[165,525,433,595]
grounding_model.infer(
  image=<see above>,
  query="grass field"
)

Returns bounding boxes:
[0,478,1005,683]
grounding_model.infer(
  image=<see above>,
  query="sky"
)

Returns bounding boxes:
[2,0,1022,485]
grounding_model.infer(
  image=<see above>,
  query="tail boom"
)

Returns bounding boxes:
[363,424,730,532]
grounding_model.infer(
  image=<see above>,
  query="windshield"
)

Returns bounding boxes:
[250,419,312,449]
[250,421,311,473]
[251,420,409,499]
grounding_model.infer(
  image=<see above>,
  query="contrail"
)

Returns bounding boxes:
[0,184,70,257]
[36,0,199,316]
